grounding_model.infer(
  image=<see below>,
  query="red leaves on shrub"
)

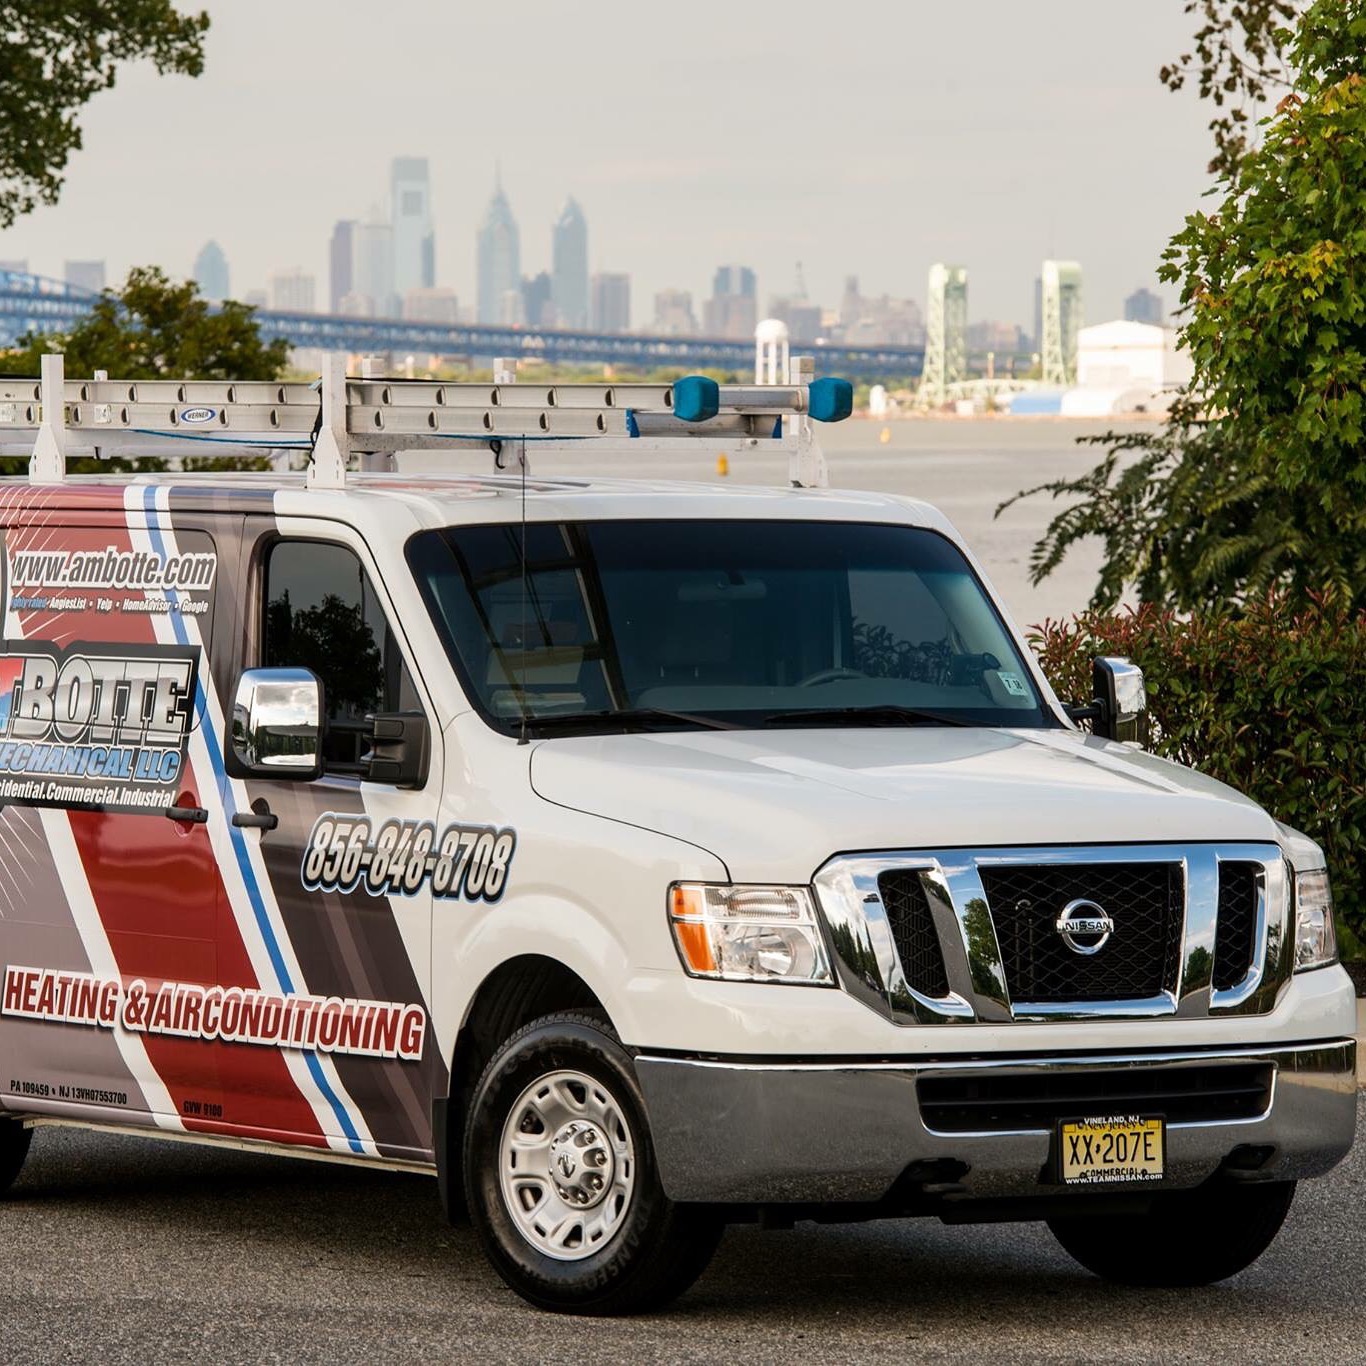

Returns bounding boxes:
[1030,595,1366,955]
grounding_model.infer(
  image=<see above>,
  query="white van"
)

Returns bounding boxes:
[0,361,1353,1314]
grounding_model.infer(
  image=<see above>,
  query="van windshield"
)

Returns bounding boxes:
[406,519,1055,734]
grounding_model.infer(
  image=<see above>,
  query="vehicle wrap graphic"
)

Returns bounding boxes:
[6,543,217,617]
[4,966,427,1063]
[0,640,198,812]
[0,484,447,1167]
[301,812,516,902]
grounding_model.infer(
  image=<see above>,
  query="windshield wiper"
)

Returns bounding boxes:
[760,704,974,728]
[522,707,741,735]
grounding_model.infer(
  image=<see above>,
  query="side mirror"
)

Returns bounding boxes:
[1066,656,1148,744]
[228,667,324,781]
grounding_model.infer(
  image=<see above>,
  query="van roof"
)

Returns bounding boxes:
[0,470,954,535]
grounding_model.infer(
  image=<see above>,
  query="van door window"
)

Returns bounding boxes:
[261,540,418,774]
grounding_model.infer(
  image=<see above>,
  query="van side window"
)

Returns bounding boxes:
[262,540,419,774]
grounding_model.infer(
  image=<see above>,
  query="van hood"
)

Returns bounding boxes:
[528,726,1279,881]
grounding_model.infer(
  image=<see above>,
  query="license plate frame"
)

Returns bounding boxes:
[1056,1114,1165,1186]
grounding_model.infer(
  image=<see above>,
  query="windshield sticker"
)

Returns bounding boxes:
[998,671,1029,698]
[302,813,516,903]
[3,965,426,1063]
[0,641,199,813]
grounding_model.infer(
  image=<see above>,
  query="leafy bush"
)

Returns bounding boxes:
[1030,596,1366,955]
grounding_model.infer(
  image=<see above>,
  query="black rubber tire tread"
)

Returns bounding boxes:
[0,1121,32,1195]
[463,1009,722,1315]
[1048,1179,1296,1286]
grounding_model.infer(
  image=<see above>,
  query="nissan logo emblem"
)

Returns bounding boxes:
[1054,898,1114,955]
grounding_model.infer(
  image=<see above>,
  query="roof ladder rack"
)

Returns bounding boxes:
[0,352,853,490]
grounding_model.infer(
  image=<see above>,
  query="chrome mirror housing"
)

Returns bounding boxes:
[1093,656,1147,745]
[228,667,324,780]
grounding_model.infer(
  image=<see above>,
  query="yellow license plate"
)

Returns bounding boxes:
[1059,1116,1164,1185]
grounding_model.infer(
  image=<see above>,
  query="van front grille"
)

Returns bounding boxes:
[979,862,1184,1004]
[918,1061,1274,1133]
[1212,862,1260,991]
[878,871,950,998]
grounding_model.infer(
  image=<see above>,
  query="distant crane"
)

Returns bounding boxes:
[918,263,968,407]
[1040,259,1083,387]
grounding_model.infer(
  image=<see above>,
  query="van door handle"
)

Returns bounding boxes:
[165,805,209,824]
[231,799,278,832]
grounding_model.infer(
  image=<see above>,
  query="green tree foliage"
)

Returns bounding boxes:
[1160,0,1299,178]
[1004,0,1366,612]
[2,266,287,473]
[0,2,209,229]
[6,266,287,381]
[1032,596,1366,954]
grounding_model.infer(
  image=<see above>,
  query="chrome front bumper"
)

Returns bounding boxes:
[634,1040,1356,1205]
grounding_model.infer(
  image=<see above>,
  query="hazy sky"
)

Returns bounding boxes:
[0,0,1218,329]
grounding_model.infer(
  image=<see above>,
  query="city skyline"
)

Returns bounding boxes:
[0,0,1211,332]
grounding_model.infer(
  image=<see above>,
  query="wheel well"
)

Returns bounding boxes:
[439,955,605,1214]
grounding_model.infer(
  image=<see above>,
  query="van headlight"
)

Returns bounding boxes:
[668,883,833,985]
[1294,868,1338,972]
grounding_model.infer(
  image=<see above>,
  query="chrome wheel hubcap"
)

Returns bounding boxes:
[498,1069,636,1261]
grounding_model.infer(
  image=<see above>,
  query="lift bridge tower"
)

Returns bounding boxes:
[1040,259,1083,387]
[919,263,967,407]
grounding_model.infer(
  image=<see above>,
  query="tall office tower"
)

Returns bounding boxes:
[1040,259,1084,386]
[652,288,696,334]
[193,241,230,300]
[329,220,356,313]
[918,263,968,406]
[268,268,317,312]
[391,157,435,297]
[839,275,862,330]
[1124,286,1164,326]
[521,271,553,327]
[477,175,521,325]
[551,197,589,328]
[64,260,105,293]
[352,210,396,318]
[703,265,757,338]
[590,272,631,333]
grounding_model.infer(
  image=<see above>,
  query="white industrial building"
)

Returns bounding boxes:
[1058,320,1193,416]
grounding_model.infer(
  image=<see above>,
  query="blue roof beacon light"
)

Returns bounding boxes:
[808,377,854,423]
[670,374,854,425]
[672,375,721,423]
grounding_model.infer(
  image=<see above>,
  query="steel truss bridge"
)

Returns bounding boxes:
[0,270,924,380]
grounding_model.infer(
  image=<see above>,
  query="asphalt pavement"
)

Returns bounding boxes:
[4,1097,1363,1364]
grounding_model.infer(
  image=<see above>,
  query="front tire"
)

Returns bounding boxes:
[0,1120,32,1195]
[1048,1179,1295,1286]
[463,1011,722,1315]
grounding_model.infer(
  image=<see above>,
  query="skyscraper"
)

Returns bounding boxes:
[477,175,520,326]
[193,241,230,300]
[591,272,631,333]
[391,157,435,297]
[64,260,105,293]
[653,289,696,335]
[551,197,588,329]
[522,271,553,327]
[352,210,396,317]
[329,220,356,313]
[703,265,757,338]
[1124,287,1165,326]
[268,268,316,312]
